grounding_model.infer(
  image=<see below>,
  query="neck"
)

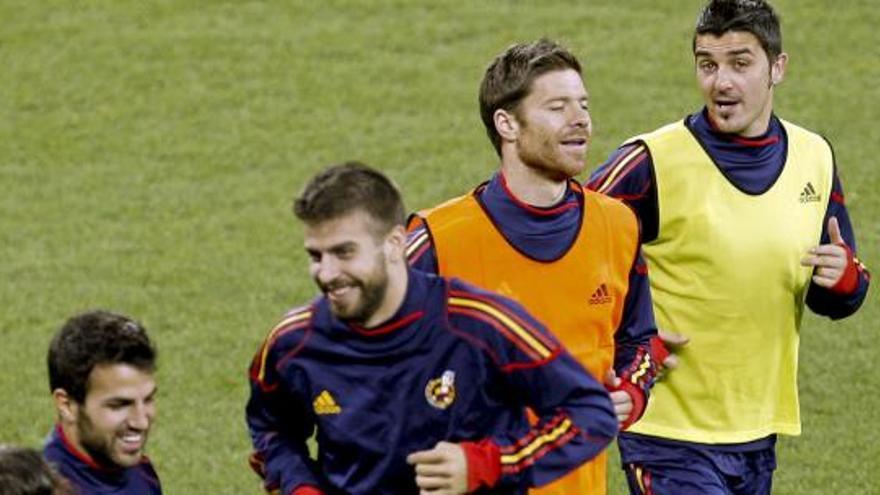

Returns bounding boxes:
[58,422,105,469]
[363,264,408,328]
[60,421,83,454]
[705,101,774,138]
[499,160,568,207]
[744,111,773,138]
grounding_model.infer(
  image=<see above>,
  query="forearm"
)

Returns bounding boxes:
[806,264,870,319]
[249,438,323,495]
[611,253,661,429]
[806,186,871,319]
[494,355,616,488]
[247,385,323,493]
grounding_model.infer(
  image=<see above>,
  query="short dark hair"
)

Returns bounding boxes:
[694,0,782,61]
[0,445,72,495]
[478,38,583,156]
[293,161,405,236]
[47,310,156,404]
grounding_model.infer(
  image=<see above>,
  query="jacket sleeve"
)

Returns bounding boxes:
[589,155,663,429]
[246,331,325,494]
[805,170,871,319]
[447,282,617,490]
[611,248,662,430]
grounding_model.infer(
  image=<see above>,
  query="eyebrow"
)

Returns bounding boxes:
[306,241,357,255]
[101,385,158,405]
[695,47,755,57]
[543,95,590,104]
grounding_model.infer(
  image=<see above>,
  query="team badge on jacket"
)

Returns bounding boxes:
[425,370,456,409]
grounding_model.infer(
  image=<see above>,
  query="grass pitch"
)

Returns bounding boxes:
[1,1,876,493]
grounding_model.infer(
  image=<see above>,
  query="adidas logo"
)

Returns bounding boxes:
[313,390,341,415]
[799,182,821,203]
[589,283,612,305]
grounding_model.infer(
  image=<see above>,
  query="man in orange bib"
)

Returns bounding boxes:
[407,39,664,495]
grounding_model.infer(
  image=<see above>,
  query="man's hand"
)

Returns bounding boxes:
[407,441,468,494]
[801,216,849,288]
[654,329,689,371]
[603,370,633,425]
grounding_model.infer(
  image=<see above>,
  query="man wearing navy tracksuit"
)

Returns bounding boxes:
[246,162,617,495]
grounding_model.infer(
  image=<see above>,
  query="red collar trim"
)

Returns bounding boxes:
[731,135,780,147]
[56,423,111,471]
[350,311,424,336]
[706,112,779,147]
[499,172,579,216]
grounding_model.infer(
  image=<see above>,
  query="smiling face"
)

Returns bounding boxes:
[694,30,787,137]
[65,363,157,468]
[504,69,592,180]
[305,210,402,326]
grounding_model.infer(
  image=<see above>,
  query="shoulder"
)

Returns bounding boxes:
[405,216,435,267]
[778,118,835,169]
[587,141,653,194]
[638,118,690,144]
[415,190,482,227]
[261,304,317,353]
[778,118,825,141]
[42,433,63,462]
[42,428,78,474]
[249,303,318,387]
[42,443,78,487]
[135,458,162,492]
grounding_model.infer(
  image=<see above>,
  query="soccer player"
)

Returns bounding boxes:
[44,310,161,494]
[246,162,617,495]
[406,39,662,495]
[0,445,72,494]
[587,1,871,493]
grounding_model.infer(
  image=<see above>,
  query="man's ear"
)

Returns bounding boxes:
[494,108,520,143]
[385,225,407,264]
[770,52,788,86]
[52,388,78,424]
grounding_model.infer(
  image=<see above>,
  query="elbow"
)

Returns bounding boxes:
[584,397,619,446]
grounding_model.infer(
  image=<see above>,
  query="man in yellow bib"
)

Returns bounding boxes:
[407,39,664,495]
[588,1,871,493]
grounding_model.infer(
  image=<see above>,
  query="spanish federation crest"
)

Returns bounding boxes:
[425,370,456,410]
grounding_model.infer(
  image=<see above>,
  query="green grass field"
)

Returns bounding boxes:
[1,1,876,493]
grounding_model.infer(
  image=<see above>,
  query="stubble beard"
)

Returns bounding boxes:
[328,253,390,325]
[518,136,584,182]
[76,410,144,469]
